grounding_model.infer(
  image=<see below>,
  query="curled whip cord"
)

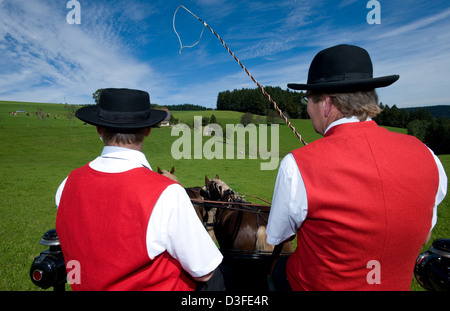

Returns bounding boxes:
[173,5,307,145]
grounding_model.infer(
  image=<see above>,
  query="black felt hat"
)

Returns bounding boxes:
[75,88,168,130]
[288,44,399,93]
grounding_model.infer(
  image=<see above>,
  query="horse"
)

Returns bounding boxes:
[200,175,292,253]
[157,166,178,182]
[185,185,217,242]
[157,167,216,242]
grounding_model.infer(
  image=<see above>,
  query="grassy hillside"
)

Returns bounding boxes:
[0,100,448,291]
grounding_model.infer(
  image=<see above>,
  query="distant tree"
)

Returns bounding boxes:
[93,89,103,105]
[409,108,432,121]
[424,118,450,154]
[240,112,253,126]
[387,105,401,127]
[407,119,430,142]
[376,104,409,128]
[202,116,209,126]
[169,114,178,125]
[266,110,284,124]
[210,114,217,124]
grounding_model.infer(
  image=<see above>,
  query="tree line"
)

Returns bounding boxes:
[159,103,213,111]
[374,103,450,154]
[214,87,449,154]
[91,88,449,154]
[216,87,308,119]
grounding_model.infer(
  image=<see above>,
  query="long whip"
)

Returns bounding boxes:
[173,5,308,145]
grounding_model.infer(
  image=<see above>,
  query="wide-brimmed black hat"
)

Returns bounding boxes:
[288,44,399,93]
[75,88,168,130]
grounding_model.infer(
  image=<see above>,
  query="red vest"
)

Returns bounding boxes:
[289,121,439,290]
[56,165,196,291]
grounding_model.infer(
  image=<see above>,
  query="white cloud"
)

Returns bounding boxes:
[0,0,168,104]
[339,0,359,8]
[375,7,450,40]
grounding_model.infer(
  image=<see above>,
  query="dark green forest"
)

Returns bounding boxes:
[156,103,212,111]
[216,86,308,119]
[375,103,450,154]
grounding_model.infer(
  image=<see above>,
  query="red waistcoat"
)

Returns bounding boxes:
[289,121,439,290]
[56,165,196,291]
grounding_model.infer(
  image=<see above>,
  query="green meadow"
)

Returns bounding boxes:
[0,100,448,291]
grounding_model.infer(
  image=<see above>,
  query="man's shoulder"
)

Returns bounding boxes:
[135,167,179,186]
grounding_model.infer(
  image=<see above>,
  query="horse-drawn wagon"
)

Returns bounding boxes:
[187,174,293,291]
[29,169,449,291]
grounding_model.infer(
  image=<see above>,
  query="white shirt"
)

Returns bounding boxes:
[55,146,223,278]
[266,117,448,245]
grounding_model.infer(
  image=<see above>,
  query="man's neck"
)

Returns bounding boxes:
[324,116,372,135]
[104,143,143,152]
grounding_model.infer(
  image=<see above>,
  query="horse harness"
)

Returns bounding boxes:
[196,186,270,231]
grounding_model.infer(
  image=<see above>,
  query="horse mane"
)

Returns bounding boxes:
[202,174,247,202]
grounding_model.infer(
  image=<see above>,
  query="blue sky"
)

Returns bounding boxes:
[1,0,449,109]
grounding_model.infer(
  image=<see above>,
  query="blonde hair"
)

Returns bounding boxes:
[308,90,382,121]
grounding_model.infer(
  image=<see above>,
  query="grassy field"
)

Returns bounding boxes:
[0,100,448,291]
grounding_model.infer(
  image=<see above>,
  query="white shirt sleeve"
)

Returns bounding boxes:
[146,183,223,278]
[428,148,448,230]
[55,177,68,208]
[266,153,308,245]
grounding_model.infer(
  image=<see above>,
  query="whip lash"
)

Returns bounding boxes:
[173,5,308,145]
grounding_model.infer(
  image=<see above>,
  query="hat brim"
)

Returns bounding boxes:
[288,75,399,92]
[75,105,168,130]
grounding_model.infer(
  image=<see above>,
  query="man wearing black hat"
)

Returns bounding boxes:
[55,88,223,291]
[266,45,447,290]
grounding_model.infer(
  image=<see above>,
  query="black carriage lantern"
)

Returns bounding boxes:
[414,238,450,291]
[30,229,67,291]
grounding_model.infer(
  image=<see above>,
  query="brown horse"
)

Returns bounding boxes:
[200,175,292,253]
[157,167,216,242]
[201,175,294,291]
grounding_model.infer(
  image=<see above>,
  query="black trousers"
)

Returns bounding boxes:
[271,256,292,291]
[196,266,227,291]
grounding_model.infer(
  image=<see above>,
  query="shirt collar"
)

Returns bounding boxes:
[324,116,372,135]
[100,146,152,170]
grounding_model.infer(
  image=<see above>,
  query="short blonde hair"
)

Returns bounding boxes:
[308,90,382,121]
